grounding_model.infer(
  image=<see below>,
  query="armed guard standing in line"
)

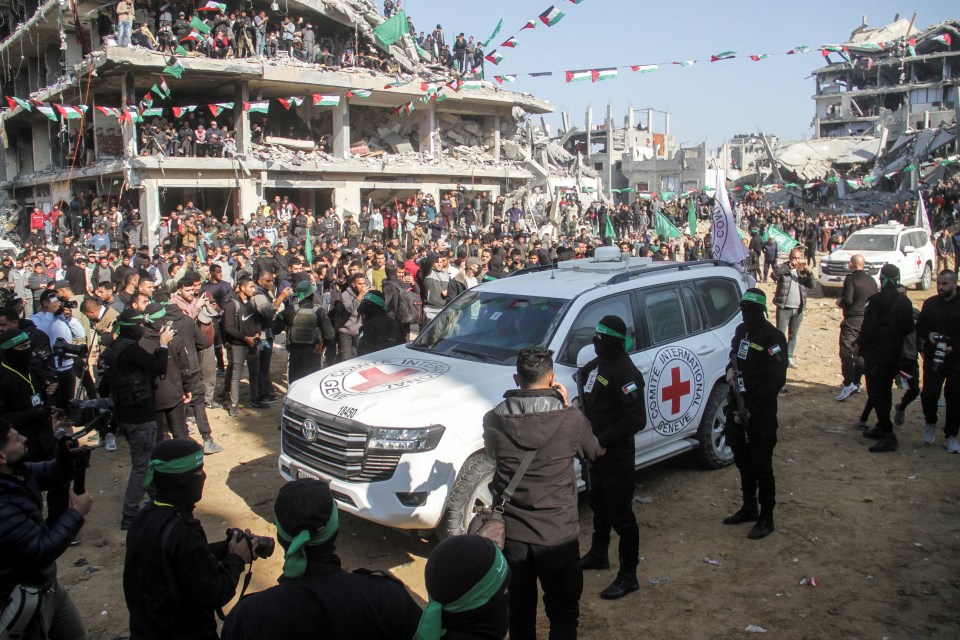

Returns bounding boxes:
[575,315,646,600]
[282,280,334,383]
[723,288,788,540]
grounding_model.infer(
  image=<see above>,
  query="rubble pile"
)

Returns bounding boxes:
[870,122,959,181]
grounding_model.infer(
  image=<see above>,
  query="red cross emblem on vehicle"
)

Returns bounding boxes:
[660,367,691,415]
[917,256,922,269]
[350,366,419,392]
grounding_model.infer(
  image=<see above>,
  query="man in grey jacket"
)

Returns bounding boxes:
[483,347,602,640]
[771,247,815,368]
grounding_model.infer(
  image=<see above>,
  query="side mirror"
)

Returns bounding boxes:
[576,344,595,368]
[902,245,915,254]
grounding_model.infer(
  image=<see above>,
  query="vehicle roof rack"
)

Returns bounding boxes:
[605,259,735,285]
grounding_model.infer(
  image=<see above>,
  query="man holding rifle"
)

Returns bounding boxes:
[723,289,788,540]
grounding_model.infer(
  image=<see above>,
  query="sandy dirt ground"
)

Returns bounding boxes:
[58,278,960,640]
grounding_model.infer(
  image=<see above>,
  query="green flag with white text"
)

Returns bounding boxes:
[655,212,682,240]
[374,10,407,47]
[762,225,800,253]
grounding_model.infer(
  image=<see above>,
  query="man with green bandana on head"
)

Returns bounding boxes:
[124,439,256,640]
[222,479,421,640]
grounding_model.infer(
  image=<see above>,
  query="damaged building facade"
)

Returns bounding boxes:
[0,0,556,247]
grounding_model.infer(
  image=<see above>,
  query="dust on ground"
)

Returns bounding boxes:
[61,281,960,639]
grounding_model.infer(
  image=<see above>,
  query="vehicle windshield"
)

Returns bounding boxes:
[411,291,569,365]
[842,234,896,252]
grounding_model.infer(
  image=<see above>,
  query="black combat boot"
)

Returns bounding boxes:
[747,512,775,540]
[723,499,759,525]
[579,551,610,571]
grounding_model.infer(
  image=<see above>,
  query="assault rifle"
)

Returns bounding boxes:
[729,354,750,442]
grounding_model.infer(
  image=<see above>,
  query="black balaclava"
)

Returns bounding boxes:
[150,438,205,510]
[0,330,32,370]
[359,290,387,322]
[142,302,167,339]
[116,308,146,342]
[423,535,510,640]
[593,314,629,360]
[274,479,340,574]
[740,287,767,326]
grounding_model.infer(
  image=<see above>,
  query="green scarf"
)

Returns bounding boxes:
[595,322,634,352]
[142,450,204,487]
[413,545,509,640]
[275,503,340,578]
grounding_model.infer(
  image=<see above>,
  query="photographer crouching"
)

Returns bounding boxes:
[0,416,93,640]
[124,439,265,640]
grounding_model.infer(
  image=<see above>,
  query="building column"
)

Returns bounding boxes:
[332,99,350,159]
[419,107,436,156]
[120,72,138,158]
[233,81,251,155]
[237,177,260,222]
[140,178,161,250]
[482,114,500,160]
[334,184,360,220]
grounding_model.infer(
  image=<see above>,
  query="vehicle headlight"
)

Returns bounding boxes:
[368,425,445,452]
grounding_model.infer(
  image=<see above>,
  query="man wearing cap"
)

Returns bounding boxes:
[858,265,915,453]
[447,257,481,299]
[722,288,788,539]
[221,479,421,640]
[575,315,645,600]
[283,280,334,383]
[124,439,256,639]
[99,309,174,529]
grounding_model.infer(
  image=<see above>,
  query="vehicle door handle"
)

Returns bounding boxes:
[695,347,717,356]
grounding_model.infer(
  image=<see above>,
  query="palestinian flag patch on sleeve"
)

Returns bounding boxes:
[768,344,782,356]
[622,381,638,395]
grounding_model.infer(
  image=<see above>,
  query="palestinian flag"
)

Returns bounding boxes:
[538,6,564,26]
[312,94,340,106]
[907,38,917,56]
[862,175,878,183]
[208,102,233,116]
[749,54,771,61]
[172,105,197,118]
[189,15,211,34]
[119,107,142,123]
[197,1,226,11]
[902,163,915,173]
[141,107,164,117]
[521,19,537,30]
[181,31,199,43]
[501,37,518,48]
[346,89,372,98]
[846,179,861,189]
[141,94,154,109]
[858,42,884,51]
[5,97,31,110]
[244,101,269,113]
[825,176,839,184]
[436,91,448,102]
[445,78,464,92]
[163,63,184,79]
[55,104,86,119]
[710,51,736,62]
[565,69,591,83]
[529,71,553,77]
[461,80,482,90]
[278,97,304,109]
[591,68,617,82]
[787,45,810,54]
[152,79,171,99]
[484,51,503,65]
[96,106,121,117]
[673,60,694,67]
[631,64,657,73]
[493,75,516,84]
[803,182,820,189]
[933,34,952,47]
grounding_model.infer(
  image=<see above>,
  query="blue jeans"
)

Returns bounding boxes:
[117,20,132,47]
[775,307,803,359]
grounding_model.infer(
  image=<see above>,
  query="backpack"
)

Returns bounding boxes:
[328,298,350,330]
[386,280,422,325]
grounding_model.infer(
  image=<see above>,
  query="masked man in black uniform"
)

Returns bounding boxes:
[575,315,645,600]
[723,288,788,540]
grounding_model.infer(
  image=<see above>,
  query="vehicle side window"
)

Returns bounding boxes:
[913,231,928,248]
[558,294,636,365]
[696,278,741,328]
[643,288,687,345]
[681,285,705,334]
[899,233,910,252]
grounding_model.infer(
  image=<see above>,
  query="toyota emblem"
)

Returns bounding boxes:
[301,419,319,442]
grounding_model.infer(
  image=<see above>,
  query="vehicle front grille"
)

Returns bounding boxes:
[280,400,400,482]
[821,262,850,276]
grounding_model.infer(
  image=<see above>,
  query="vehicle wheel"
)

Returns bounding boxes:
[439,453,494,539]
[917,264,932,291]
[695,382,734,469]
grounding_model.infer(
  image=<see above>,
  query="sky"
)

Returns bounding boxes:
[402,0,956,150]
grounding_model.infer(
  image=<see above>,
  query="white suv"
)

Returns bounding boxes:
[278,248,751,536]
[819,223,936,294]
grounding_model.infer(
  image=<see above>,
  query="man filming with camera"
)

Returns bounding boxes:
[0,417,92,639]
[29,291,85,409]
[124,439,261,640]
[917,270,960,452]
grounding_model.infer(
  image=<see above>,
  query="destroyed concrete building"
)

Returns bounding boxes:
[0,0,562,246]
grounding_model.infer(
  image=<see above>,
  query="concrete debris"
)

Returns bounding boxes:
[774,137,881,180]
[870,122,958,183]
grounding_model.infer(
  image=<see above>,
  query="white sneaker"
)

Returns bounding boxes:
[836,384,857,401]
[922,424,936,445]
[788,358,798,369]
[945,436,960,454]
[854,383,862,394]
[104,433,117,453]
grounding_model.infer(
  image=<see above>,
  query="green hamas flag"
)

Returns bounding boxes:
[687,197,697,235]
[762,224,800,253]
[374,10,407,47]
[305,229,314,264]
[481,19,503,48]
[603,214,615,239]
[190,15,210,34]
[654,211,682,240]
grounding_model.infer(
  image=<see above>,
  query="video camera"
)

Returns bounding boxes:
[931,334,952,372]
[53,337,87,360]
[225,528,275,559]
[56,296,78,310]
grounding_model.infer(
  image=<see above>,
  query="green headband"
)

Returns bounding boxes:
[880,275,898,289]
[275,503,340,578]
[145,307,167,322]
[362,293,386,309]
[0,331,29,351]
[413,544,509,640]
[116,312,146,328]
[297,286,316,301]
[596,322,634,351]
[142,450,204,488]
[741,291,766,306]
